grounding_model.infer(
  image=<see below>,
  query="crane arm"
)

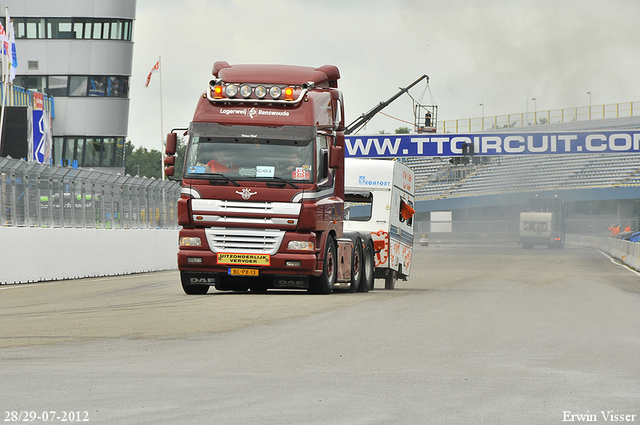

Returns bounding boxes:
[344,74,429,135]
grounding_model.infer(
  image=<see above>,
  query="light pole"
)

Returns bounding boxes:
[587,91,591,119]
[532,97,537,125]
[479,103,484,131]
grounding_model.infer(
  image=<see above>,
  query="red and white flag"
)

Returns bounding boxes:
[0,21,7,59]
[144,60,159,87]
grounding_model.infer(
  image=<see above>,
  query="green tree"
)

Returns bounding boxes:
[124,141,162,179]
[124,137,187,180]
[395,127,410,134]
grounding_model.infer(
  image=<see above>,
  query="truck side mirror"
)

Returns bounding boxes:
[329,145,342,169]
[164,166,175,177]
[164,156,175,166]
[166,133,177,155]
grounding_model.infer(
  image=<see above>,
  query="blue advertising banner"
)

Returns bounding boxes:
[31,109,52,164]
[345,131,640,158]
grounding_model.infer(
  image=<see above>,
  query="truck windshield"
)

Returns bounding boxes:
[184,133,315,183]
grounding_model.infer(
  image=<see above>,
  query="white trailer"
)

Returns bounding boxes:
[520,211,556,249]
[343,158,415,289]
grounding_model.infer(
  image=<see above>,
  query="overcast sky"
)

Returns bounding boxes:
[128,0,640,151]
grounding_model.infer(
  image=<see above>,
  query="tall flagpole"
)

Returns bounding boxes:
[158,55,165,180]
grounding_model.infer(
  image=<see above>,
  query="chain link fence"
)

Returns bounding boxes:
[1,157,180,229]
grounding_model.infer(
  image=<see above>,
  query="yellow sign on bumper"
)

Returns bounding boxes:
[217,253,271,266]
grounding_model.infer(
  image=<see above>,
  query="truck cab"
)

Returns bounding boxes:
[165,62,376,295]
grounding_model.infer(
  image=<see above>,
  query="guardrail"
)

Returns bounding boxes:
[568,234,640,272]
[1,157,180,229]
[439,101,640,133]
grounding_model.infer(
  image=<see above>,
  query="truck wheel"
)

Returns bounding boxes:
[349,237,363,293]
[358,240,375,293]
[384,270,397,290]
[309,235,336,294]
[180,272,210,295]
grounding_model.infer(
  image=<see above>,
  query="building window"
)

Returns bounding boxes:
[102,138,116,166]
[15,76,47,92]
[89,76,107,96]
[53,136,125,168]
[48,76,69,97]
[53,137,64,166]
[13,18,46,39]
[47,18,76,39]
[17,75,130,98]
[5,17,133,41]
[107,77,127,97]
[69,76,88,97]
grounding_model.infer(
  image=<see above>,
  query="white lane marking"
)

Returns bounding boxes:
[598,250,640,278]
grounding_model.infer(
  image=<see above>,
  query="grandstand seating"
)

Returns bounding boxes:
[404,153,640,200]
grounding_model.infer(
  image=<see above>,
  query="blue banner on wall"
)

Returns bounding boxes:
[345,131,640,157]
[31,109,52,164]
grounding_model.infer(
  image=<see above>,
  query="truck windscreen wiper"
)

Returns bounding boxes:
[266,176,298,189]
[207,173,240,186]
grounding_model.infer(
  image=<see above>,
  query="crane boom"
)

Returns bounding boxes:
[344,74,429,135]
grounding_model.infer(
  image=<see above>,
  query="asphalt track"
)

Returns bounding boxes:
[1,243,639,424]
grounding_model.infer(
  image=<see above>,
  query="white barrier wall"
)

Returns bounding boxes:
[0,228,179,284]
[568,234,640,272]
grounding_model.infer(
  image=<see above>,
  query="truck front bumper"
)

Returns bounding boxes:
[178,249,319,276]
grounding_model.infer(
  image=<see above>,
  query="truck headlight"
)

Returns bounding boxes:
[225,84,238,98]
[269,86,282,99]
[255,85,267,99]
[180,237,202,247]
[287,241,314,251]
[240,84,252,98]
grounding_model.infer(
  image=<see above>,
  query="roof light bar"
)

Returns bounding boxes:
[206,82,308,104]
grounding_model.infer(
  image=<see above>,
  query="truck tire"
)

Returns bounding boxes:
[309,235,336,294]
[348,237,363,293]
[385,270,397,290]
[180,272,210,295]
[358,240,375,293]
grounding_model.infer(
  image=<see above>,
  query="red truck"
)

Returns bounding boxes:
[164,61,378,294]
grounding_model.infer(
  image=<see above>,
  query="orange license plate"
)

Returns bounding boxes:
[228,268,259,277]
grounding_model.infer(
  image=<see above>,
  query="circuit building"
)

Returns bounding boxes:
[1,0,136,172]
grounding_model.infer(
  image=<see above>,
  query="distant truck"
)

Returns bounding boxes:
[343,158,415,289]
[520,196,564,249]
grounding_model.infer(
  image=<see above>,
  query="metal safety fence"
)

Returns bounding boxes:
[0,157,181,229]
[439,101,640,133]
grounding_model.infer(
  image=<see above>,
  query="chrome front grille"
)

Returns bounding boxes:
[191,199,301,228]
[204,227,285,254]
